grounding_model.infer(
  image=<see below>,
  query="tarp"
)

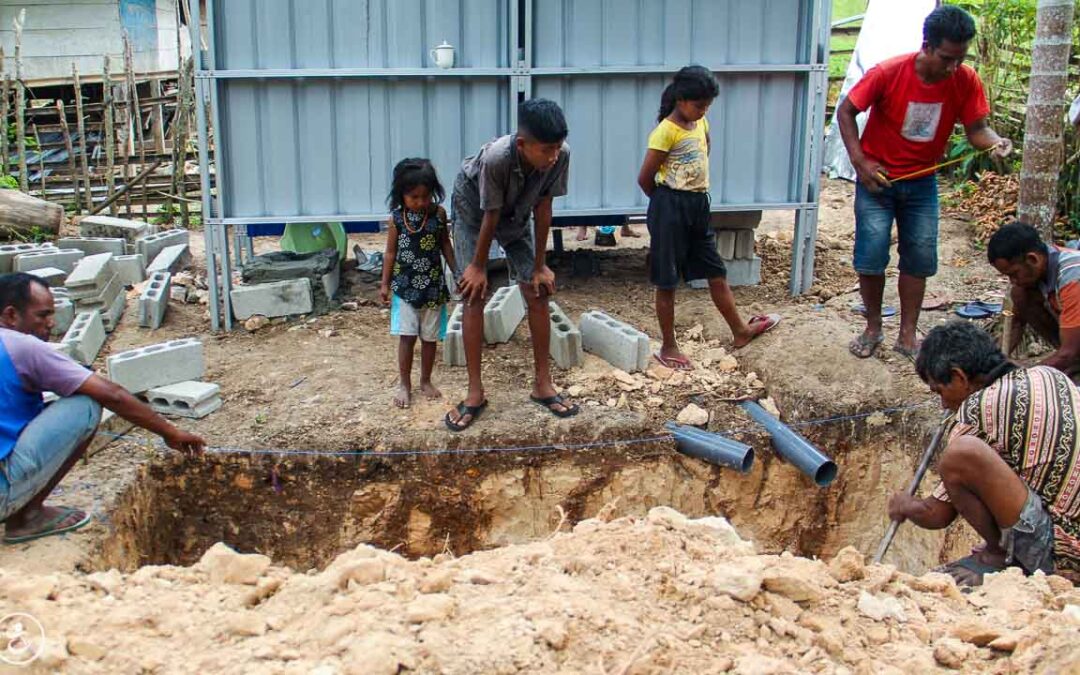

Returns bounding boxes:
[822,0,937,181]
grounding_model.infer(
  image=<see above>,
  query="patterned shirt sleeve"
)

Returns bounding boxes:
[929,416,976,503]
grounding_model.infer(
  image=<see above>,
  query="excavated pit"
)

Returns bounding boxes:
[94,408,972,575]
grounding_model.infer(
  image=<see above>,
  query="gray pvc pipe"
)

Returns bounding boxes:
[665,422,754,473]
[739,401,838,487]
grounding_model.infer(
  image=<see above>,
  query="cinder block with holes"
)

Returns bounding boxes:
[52,297,75,335]
[230,278,313,319]
[139,271,171,328]
[135,229,189,264]
[106,338,204,393]
[14,248,84,274]
[78,215,153,243]
[61,311,106,365]
[99,288,127,333]
[143,381,222,419]
[442,303,465,366]
[483,284,526,344]
[579,310,651,373]
[27,267,67,287]
[73,273,122,310]
[65,253,114,291]
[56,237,127,258]
[146,244,190,274]
[548,301,583,369]
[112,254,146,286]
[0,243,53,273]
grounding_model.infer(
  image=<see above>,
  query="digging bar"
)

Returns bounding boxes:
[872,416,951,565]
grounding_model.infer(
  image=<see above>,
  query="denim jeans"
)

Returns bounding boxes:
[854,174,939,277]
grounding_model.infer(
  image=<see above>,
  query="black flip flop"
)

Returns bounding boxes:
[530,393,580,418]
[445,399,487,432]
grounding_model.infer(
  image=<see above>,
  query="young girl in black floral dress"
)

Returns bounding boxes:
[380,158,457,408]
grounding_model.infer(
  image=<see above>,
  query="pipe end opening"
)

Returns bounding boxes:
[815,461,839,487]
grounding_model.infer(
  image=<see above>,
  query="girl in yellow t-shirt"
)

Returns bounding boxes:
[637,66,780,371]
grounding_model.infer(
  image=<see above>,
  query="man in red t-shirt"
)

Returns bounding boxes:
[838,5,1011,360]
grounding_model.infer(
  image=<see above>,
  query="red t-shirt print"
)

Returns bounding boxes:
[847,53,990,178]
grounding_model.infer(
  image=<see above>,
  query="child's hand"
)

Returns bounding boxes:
[380,283,390,305]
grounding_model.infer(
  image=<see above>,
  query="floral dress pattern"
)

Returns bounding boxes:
[390,206,450,309]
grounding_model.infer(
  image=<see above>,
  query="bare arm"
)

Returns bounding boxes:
[637,149,668,197]
[1042,327,1080,372]
[380,218,397,304]
[964,117,1008,154]
[529,196,556,298]
[76,374,205,453]
[888,493,958,530]
[837,97,890,191]
[439,211,457,274]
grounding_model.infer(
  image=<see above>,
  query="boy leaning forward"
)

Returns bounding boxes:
[446,99,580,432]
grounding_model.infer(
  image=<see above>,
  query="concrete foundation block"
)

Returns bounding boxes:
[322,265,340,301]
[709,211,762,230]
[139,272,171,329]
[726,256,762,287]
[52,298,75,335]
[73,273,122,310]
[78,215,152,243]
[57,237,127,258]
[66,253,114,291]
[99,288,127,333]
[14,248,85,274]
[548,301,583,369]
[27,267,67,287]
[136,229,189,265]
[0,243,53,274]
[230,278,313,320]
[734,230,756,259]
[483,284,526,344]
[443,303,465,367]
[144,381,222,419]
[62,311,106,365]
[113,254,147,286]
[717,231,737,260]
[106,338,205,393]
[146,244,190,274]
[580,310,651,373]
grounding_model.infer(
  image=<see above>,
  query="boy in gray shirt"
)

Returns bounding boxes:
[446,99,578,431]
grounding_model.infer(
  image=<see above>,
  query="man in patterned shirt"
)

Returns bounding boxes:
[888,321,1080,585]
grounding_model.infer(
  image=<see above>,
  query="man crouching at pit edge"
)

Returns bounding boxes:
[887,321,1080,586]
[0,273,205,545]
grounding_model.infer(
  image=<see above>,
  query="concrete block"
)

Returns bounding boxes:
[79,215,153,243]
[144,381,222,419]
[580,310,650,373]
[73,273,122,309]
[709,211,762,231]
[136,229,189,264]
[61,311,106,366]
[483,284,526,344]
[322,265,340,301]
[230,278,313,319]
[725,256,762,287]
[99,288,127,333]
[717,231,737,260]
[443,303,465,367]
[113,254,147,286]
[0,243,53,273]
[51,297,75,335]
[13,248,85,274]
[66,253,114,290]
[57,237,127,257]
[27,267,67,287]
[548,301,583,369]
[734,230,755,259]
[51,287,70,299]
[139,272,171,329]
[146,244,190,274]
[106,338,205,393]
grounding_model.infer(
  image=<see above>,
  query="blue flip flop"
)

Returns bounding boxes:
[955,301,1003,319]
[851,303,897,318]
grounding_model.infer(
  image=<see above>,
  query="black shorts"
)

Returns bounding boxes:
[646,186,726,289]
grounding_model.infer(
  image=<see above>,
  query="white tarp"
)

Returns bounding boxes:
[822,0,937,181]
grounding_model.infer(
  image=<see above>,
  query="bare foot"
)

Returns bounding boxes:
[654,348,693,371]
[420,382,442,400]
[621,225,642,238]
[393,383,411,408]
[575,226,588,241]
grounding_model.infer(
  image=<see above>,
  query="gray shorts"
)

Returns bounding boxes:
[452,218,537,287]
[1001,486,1055,575]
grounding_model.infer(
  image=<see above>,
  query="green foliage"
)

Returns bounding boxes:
[5,123,39,149]
[0,175,17,189]
[153,202,181,227]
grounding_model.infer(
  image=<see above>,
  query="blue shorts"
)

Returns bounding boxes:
[0,396,101,521]
[854,174,939,278]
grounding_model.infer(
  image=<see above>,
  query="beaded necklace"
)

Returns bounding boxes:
[401,207,429,235]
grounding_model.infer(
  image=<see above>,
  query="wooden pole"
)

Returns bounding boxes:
[123,35,149,219]
[150,78,166,153]
[14,9,28,192]
[0,47,8,181]
[120,37,134,217]
[171,57,194,226]
[90,159,163,215]
[102,55,117,216]
[32,124,44,197]
[72,64,93,212]
[56,100,80,213]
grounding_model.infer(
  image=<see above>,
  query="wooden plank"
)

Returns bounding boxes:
[149,78,166,153]
[14,10,28,191]
[123,35,149,218]
[72,63,93,211]
[55,100,80,211]
[102,54,117,215]
[90,159,164,215]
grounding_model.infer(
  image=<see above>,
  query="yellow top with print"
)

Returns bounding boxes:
[648,117,710,192]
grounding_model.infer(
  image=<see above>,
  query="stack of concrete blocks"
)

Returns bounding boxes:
[57,237,127,257]
[238,250,338,317]
[66,253,126,333]
[580,310,651,373]
[78,215,154,252]
[146,244,191,274]
[13,248,85,275]
[0,242,54,273]
[547,301,583,369]
[143,381,222,419]
[230,278,313,320]
[483,285,526,344]
[28,268,68,287]
[106,339,220,418]
[61,311,106,365]
[443,303,465,366]
[139,271,172,329]
[136,229,189,264]
[112,254,147,286]
[51,293,75,336]
[691,211,761,288]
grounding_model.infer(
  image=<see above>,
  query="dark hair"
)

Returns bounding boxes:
[923,5,976,48]
[658,65,719,123]
[387,158,445,211]
[986,221,1045,263]
[0,273,49,315]
[915,321,1015,385]
[518,99,568,144]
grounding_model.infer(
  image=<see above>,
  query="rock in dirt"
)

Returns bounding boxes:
[857,591,907,622]
[646,363,674,381]
[244,315,270,332]
[340,301,359,311]
[676,403,709,426]
[67,637,107,661]
[198,542,271,585]
[336,558,387,589]
[933,637,972,669]
[609,368,638,386]
[759,397,781,417]
[949,619,1001,646]
[827,546,865,583]
[711,562,764,602]
[536,619,569,650]
[406,594,456,623]
[419,569,455,594]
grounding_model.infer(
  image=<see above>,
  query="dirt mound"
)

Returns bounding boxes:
[5,508,1078,673]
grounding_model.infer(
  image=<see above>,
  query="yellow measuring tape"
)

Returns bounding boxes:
[878,146,993,183]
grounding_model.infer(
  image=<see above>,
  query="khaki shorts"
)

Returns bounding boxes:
[390,295,447,342]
